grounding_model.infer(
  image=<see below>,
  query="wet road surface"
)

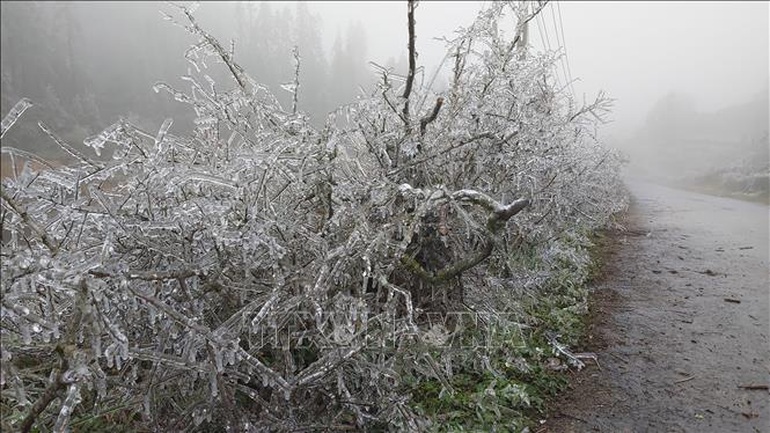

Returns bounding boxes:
[544,180,769,433]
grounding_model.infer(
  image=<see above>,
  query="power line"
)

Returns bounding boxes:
[548,1,572,98]
[554,0,576,97]
[536,7,552,51]
[534,6,563,89]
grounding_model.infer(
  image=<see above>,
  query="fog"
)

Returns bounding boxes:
[1,3,768,429]
[1,1,768,190]
[302,2,769,136]
[557,2,768,138]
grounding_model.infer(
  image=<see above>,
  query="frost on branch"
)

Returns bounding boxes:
[1,1,626,431]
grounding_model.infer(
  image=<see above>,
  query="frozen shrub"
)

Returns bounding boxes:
[1,1,626,431]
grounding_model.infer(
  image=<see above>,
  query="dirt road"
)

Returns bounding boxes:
[544,180,769,433]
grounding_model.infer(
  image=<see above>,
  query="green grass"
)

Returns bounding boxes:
[406,228,612,432]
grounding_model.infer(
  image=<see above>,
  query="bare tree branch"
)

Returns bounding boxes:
[419,97,444,137]
[291,46,301,115]
[402,0,418,133]
[398,185,530,283]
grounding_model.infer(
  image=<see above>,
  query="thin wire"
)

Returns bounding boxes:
[555,0,576,97]
[536,7,552,52]
[549,1,572,98]
[534,7,562,88]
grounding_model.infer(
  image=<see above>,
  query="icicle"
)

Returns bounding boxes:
[194,116,218,127]
[153,82,193,104]
[21,323,31,345]
[143,392,153,421]
[52,384,82,433]
[204,74,216,94]
[12,372,30,407]
[83,122,122,157]
[214,347,224,373]
[209,369,219,397]
[89,186,114,215]
[99,233,114,264]
[155,118,174,149]
[104,343,115,368]
[280,83,298,94]
[187,172,237,190]
[193,408,205,427]
[143,221,178,232]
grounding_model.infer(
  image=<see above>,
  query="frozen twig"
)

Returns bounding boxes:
[674,376,694,384]
[0,98,33,139]
[419,97,444,137]
[0,188,60,254]
[738,384,769,390]
[546,333,599,371]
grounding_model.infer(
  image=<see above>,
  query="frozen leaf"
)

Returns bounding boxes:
[194,116,217,127]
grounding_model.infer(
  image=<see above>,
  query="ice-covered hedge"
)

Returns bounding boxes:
[1,2,626,431]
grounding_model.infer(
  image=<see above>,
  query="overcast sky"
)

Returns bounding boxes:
[304,1,769,140]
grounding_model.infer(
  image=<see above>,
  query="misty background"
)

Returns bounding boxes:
[1,1,768,192]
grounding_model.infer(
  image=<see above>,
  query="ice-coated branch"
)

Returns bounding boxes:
[88,268,206,281]
[398,184,530,224]
[0,98,33,139]
[0,187,60,254]
[451,189,530,228]
[52,384,81,433]
[294,345,364,387]
[0,146,56,170]
[19,279,88,433]
[19,363,66,433]
[516,1,550,30]
[568,90,613,124]
[176,4,247,91]
[38,122,102,168]
[290,46,301,115]
[398,184,530,283]
[402,235,493,284]
[390,131,498,176]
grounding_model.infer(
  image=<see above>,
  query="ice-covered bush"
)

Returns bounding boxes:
[1,1,626,431]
